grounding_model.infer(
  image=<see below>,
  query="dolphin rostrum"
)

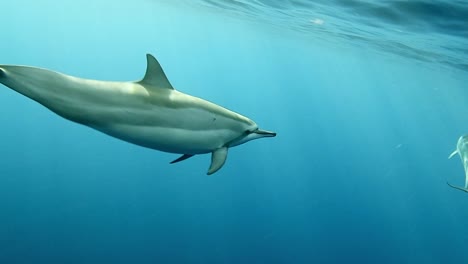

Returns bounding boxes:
[0,54,276,175]
[448,135,468,192]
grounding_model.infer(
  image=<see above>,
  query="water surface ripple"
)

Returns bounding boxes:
[187,0,468,71]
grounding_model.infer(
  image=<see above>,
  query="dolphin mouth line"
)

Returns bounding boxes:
[253,129,276,137]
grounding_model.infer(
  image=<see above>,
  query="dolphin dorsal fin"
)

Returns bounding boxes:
[138,54,174,90]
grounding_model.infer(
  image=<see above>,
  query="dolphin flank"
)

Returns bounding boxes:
[0,54,276,175]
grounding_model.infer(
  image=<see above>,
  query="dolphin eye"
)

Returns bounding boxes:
[245,128,258,135]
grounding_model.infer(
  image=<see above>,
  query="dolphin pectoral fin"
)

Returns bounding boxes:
[449,150,458,159]
[207,147,228,175]
[170,154,194,164]
[447,182,468,193]
[137,54,174,90]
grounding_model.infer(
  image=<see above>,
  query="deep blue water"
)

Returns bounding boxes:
[1,1,468,263]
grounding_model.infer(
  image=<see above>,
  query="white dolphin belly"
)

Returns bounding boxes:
[91,106,243,154]
[97,125,236,154]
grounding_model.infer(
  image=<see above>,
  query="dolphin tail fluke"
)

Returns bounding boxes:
[170,154,194,164]
[449,150,458,159]
[207,147,228,175]
[447,182,468,193]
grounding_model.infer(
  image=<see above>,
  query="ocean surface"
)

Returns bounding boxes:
[0,0,468,263]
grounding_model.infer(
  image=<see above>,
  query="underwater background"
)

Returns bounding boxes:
[1,0,468,263]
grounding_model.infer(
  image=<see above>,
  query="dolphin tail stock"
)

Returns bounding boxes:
[448,150,458,159]
[447,182,468,193]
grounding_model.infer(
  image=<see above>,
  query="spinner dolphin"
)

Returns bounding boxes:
[0,54,276,175]
[448,135,468,192]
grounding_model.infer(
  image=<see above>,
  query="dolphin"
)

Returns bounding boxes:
[0,54,276,175]
[448,135,468,192]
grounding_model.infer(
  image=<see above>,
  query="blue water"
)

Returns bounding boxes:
[1,0,468,263]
